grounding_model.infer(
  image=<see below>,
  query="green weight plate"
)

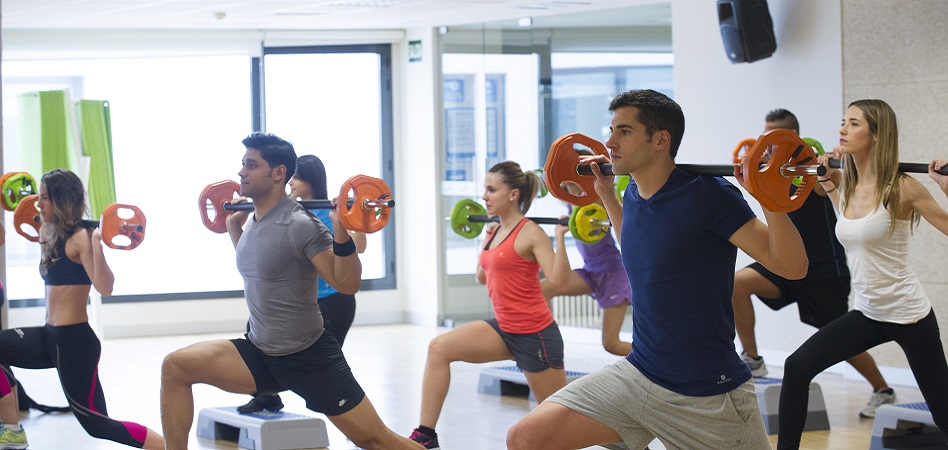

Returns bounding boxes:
[450,198,486,239]
[1,172,37,211]
[614,175,630,201]
[802,137,825,156]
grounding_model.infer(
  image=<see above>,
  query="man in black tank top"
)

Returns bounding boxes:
[731,109,896,418]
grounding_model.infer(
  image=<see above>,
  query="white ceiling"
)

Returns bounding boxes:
[1,0,671,31]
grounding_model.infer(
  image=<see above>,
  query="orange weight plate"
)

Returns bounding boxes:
[338,175,392,233]
[732,138,757,164]
[741,129,816,212]
[13,195,41,242]
[198,180,239,234]
[101,203,146,250]
[543,133,609,206]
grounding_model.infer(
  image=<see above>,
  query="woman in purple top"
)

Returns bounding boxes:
[542,184,632,356]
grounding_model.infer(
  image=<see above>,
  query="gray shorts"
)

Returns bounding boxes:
[546,359,772,449]
[485,318,564,372]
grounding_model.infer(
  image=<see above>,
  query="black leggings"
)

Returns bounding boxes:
[318,292,356,347]
[777,309,948,449]
[0,323,148,448]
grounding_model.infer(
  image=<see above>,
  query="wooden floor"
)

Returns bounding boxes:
[12,324,927,449]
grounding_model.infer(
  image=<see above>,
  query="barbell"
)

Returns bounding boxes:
[826,159,948,175]
[199,174,394,234]
[13,195,147,250]
[449,198,610,244]
[600,144,947,178]
[1,171,37,211]
[546,130,825,212]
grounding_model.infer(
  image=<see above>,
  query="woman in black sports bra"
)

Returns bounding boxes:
[0,169,164,449]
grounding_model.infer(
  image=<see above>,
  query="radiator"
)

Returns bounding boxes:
[549,295,601,329]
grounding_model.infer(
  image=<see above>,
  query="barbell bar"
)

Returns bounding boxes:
[546,130,822,212]
[199,174,394,234]
[449,198,610,244]
[13,195,147,250]
[826,159,948,175]
[579,158,948,178]
[576,162,826,178]
[222,198,395,212]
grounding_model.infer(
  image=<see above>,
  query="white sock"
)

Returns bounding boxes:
[1,424,22,432]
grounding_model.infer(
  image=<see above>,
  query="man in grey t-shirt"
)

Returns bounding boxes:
[159,132,423,450]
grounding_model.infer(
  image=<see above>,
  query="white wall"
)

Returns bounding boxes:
[671,0,852,373]
[840,0,948,382]
[397,28,444,326]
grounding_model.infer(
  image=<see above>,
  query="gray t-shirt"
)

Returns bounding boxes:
[236,197,333,356]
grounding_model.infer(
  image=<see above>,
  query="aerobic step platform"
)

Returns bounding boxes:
[478,364,588,402]
[196,406,329,450]
[754,377,829,434]
[870,402,947,450]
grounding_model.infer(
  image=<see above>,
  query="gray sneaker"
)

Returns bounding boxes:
[740,351,768,377]
[860,388,896,418]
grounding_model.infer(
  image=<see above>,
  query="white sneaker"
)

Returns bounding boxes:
[740,351,768,377]
[860,388,896,418]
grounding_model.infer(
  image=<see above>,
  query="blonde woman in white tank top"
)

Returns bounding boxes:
[776,99,948,450]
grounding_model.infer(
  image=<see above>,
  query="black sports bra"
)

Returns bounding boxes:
[40,239,92,286]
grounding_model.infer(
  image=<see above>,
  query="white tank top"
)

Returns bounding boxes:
[835,205,930,324]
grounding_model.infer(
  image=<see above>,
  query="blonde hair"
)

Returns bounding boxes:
[840,99,918,235]
[39,170,87,275]
[488,161,540,214]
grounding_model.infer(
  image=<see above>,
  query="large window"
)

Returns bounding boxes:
[261,45,395,287]
[2,44,396,304]
[2,55,251,302]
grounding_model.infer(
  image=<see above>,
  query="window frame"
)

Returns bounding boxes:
[257,43,396,291]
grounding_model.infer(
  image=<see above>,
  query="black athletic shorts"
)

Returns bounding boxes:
[485,318,565,372]
[747,262,851,328]
[231,331,365,416]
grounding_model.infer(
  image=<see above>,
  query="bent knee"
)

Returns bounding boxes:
[161,350,196,383]
[426,335,454,360]
[782,352,818,381]
[506,420,547,450]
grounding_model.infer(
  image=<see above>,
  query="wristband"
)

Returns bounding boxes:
[333,238,357,257]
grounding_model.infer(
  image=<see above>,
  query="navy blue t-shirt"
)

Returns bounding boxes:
[622,168,756,396]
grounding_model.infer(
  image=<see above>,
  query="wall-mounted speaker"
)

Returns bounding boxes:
[717,0,777,63]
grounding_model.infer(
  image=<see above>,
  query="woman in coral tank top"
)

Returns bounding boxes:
[408,161,573,449]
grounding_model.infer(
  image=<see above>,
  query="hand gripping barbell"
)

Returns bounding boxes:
[13,195,146,250]
[546,130,827,212]
[449,198,610,244]
[199,175,395,234]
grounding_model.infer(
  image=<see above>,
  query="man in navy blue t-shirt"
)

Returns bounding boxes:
[507,89,808,450]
